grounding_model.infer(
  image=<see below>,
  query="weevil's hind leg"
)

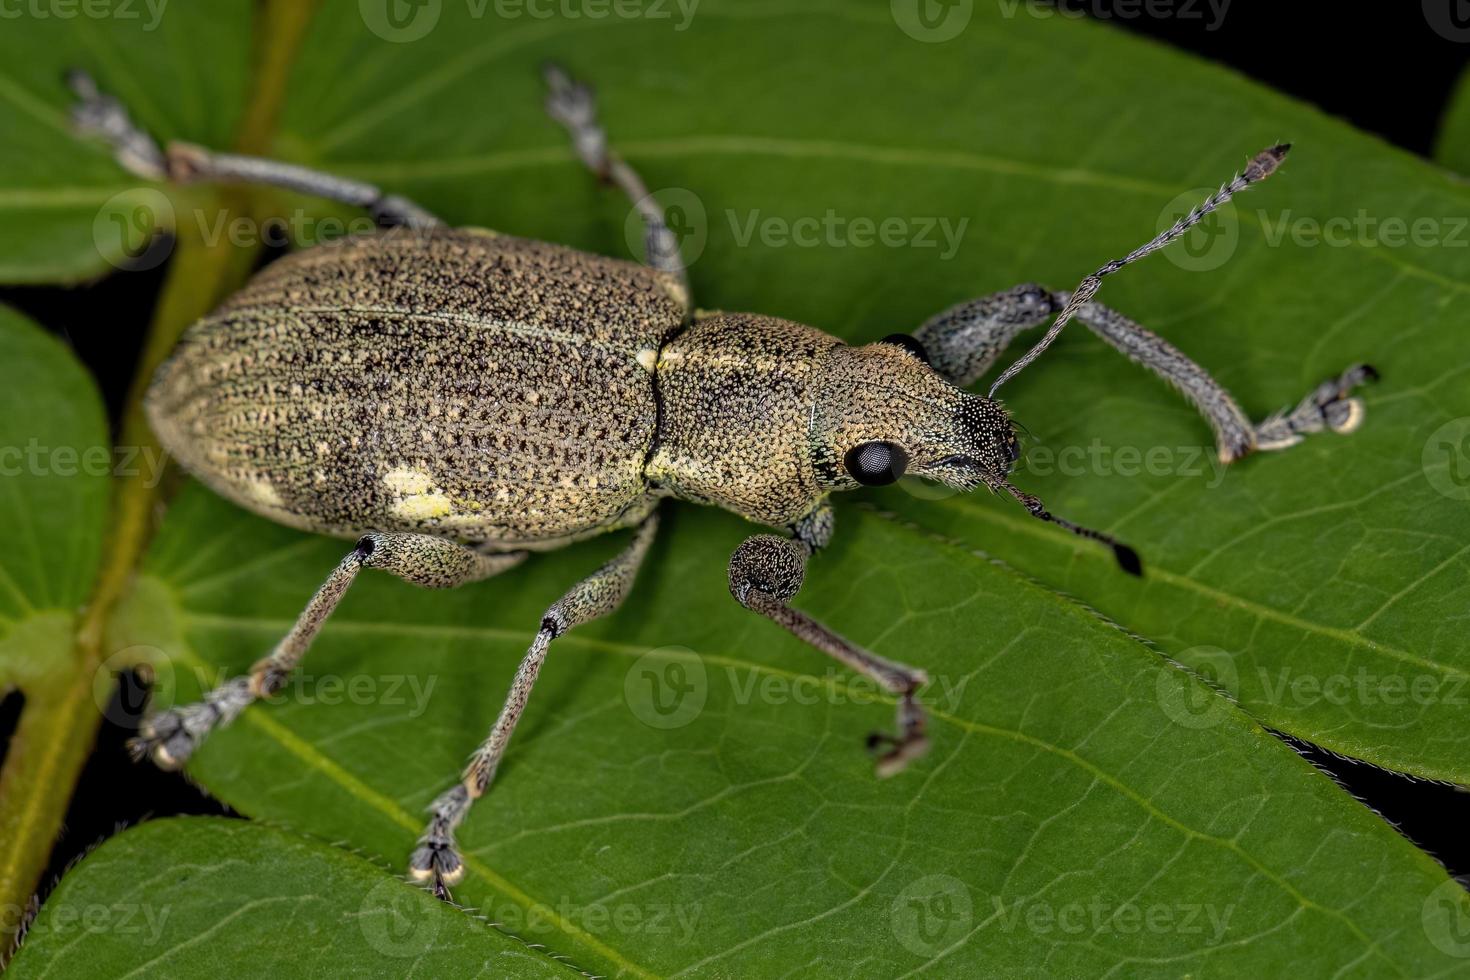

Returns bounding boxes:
[727,504,930,777]
[541,63,692,312]
[1249,363,1379,454]
[411,512,660,901]
[131,534,525,770]
[913,284,1377,463]
[67,69,442,229]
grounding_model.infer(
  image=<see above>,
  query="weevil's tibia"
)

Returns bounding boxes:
[914,283,1377,464]
[67,70,442,228]
[131,534,524,770]
[726,505,932,776]
[988,144,1292,396]
[410,514,660,901]
[66,69,167,180]
[543,62,692,313]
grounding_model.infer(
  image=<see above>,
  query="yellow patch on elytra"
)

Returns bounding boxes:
[636,347,659,373]
[382,467,434,495]
[392,493,454,520]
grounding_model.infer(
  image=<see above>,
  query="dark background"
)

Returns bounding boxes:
[2,1,1467,902]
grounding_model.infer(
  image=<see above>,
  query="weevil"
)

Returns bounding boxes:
[69,65,1376,900]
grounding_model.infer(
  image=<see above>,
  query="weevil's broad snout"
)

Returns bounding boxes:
[920,393,1021,492]
[813,342,1021,492]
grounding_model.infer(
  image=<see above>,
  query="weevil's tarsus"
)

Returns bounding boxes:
[728,506,932,775]
[411,514,660,901]
[999,481,1143,576]
[67,69,441,228]
[1250,363,1379,457]
[130,535,524,770]
[67,68,168,180]
[543,62,692,313]
[988,145,1292,398]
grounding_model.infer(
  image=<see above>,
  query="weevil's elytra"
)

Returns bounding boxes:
[68,63,1377,902]
[148,230,684,551]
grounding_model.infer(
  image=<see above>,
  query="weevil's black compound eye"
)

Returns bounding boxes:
[878,333,930,366]
[844,441,909,486]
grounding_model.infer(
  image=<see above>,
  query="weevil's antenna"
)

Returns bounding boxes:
[987,144,1292,399]
[999,481,1143,576]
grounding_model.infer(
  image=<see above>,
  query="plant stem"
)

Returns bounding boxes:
[0,0,320,957]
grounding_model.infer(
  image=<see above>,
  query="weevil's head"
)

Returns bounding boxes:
[811,334,1020,494]
[808,332,1141,576]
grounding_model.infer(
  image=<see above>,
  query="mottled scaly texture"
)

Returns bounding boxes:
[147,229,686,550]
[648,313,842,527]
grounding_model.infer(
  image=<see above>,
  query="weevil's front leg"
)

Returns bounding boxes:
[133,533,525,769]
[914,284,1376,462]
[727,504,930,778]
[542,63,692,312]
[411,512,660,900]
[67,70,441,228]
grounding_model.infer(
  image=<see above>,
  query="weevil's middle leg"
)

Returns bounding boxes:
[726,504,931,778]
[913,284,1377,462]
[410,512,660,901]
[132,534,525,770]
[542,63,692,313]
[68,70,442,228]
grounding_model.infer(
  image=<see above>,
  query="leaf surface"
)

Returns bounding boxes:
[6,0,1470,974]
[4,818,573,979]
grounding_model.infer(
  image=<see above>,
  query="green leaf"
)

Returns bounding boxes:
[0,304,110,939]
[9,0,1470,974]
[0,305,109,634]
[102,485,1468,977]
[1437,66,1470,172]
[4,817,573,978]
[265,0,1470,782]
[0,0,252,282]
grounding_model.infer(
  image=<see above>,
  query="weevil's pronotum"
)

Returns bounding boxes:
[69,65,1376,899]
